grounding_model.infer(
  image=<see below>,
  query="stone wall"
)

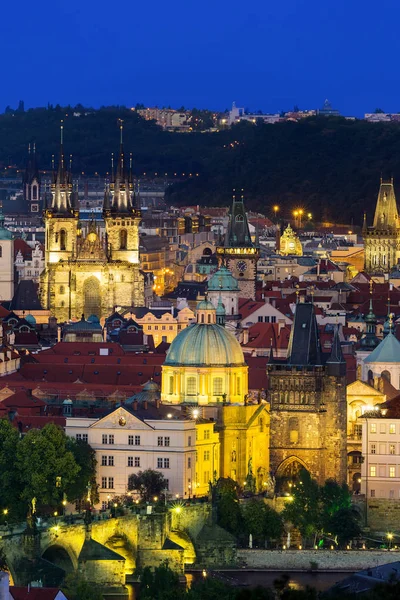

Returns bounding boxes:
[365,498,400,532]
[237,549,400,571]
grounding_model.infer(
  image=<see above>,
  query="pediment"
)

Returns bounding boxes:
[347,379,384,397]
[89,406,154,430]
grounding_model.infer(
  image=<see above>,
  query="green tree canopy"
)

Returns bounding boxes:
[282,469,321,542]
[66,437,98,505]
[128,469,168,502]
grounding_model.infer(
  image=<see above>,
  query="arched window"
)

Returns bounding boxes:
[381,370,391,383]
[32,185,38,200]
[120,229,127,250]
[213,377,223,396]
[187,377,196,396]
[235,376,241,396]
[235,215,244,222]
[207,314,211,323]
[169,376,174,395]
[289,417,299,444]
[60,229,67,251]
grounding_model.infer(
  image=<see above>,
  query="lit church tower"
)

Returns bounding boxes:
[216,190,259,300]
[363,178,400,274]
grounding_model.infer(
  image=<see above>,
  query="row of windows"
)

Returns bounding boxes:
[157,436,170,446]
[370,465,398,478]
[370,423,397,434]
[147,325,174,331]
[370,443,398,455]
[370,489,400,499]
[102,434,142,445]
[76,434,88,442]
[101,456,141,467]
[157,458,170,469]
[174,376,240,397]
[257,315,277,323]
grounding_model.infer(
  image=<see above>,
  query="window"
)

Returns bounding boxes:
[204,429,210,440]
[102,434,108,444]
[258,316,263,323]
[108,477,114,489]
[390,489,395,499]
[390,466,396,478]
[157,458,163,468]
[236,376,241,396]
[271,316,276,323]
[188,436,192,447]
[158,436,163,446]
[59,285,65,295]
[128,435,134,445]
[370,444,376,454]
[380,423,386,434]
[108,435,114,445]
[101,456,107,466]
[264,316,270,323]
[76,434,82,441]
[129,435,140,446]
[102,501,108,510]
[390,424,396,434]
[370,423,377,433]
[169,376,174,395]
[370,489,375,498]
[83,434,88,442]
[213,377,223,396]
[370,466,376,477]
[188,457,191,468]
[164,458,170,468]
[390,444,396,455]
[120,229,127,250]
[32,185,38,200]
[187,377,196,396]
[128,456,134,467]
[164,479,169,490]
[203,471,210,484]
[204,450,210,461]
[101,477,107,488]
[108,456,114,466]
[135,456,140,467]
[164,437,170,447]
[0,246,2,258]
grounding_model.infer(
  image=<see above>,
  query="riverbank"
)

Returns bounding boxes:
[237,549,400,571]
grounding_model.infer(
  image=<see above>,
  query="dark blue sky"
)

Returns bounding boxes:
[2,0,399,116]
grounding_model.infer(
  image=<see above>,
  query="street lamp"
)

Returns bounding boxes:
[387,533,393,549]
[273,205,279,223]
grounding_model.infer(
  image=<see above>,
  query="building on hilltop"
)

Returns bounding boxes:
[363,179,400,275]
[216,192,259,300]
[40,125,144,322]
[267,301,347,487]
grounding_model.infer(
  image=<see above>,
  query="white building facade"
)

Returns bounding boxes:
[66,406,197,509]
[361,416,400,500]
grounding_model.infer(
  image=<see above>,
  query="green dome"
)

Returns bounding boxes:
[207,266,239,292]
[196,299,215,311]
[165,322,244,367]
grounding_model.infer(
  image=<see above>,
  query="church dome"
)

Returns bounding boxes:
[165,321,245,367]
[25,314,36,325]
[196,299,215,311]
[207,266,239,292]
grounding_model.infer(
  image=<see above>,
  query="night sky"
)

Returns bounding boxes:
[2,0,399,116]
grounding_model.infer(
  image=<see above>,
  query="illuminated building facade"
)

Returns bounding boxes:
[279,224,303,256]
[40,127,144,322]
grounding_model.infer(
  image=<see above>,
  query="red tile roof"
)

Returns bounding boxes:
[10,586,66,600]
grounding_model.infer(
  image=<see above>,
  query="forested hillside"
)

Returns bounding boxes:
[1,105,400,224]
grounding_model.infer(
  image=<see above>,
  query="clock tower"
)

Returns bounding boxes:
[217,191,259,299]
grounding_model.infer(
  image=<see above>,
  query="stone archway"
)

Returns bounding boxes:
[42,544,75,574]
[275,456,309,495]
[83,276,101,319]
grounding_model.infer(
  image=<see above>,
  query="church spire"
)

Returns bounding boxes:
[372,178,399,230]
[287,303,322,366]
[326,325,346,377]
[108,122,135,215]
[49,121,74,215]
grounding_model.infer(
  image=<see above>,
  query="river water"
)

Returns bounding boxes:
[122,570,352,599]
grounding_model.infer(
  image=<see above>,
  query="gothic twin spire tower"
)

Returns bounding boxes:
[40,122,144,322]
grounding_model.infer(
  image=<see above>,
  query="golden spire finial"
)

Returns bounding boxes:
[369,279,373,294]
[389,312,393,332]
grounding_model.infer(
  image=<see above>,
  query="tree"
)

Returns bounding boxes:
[137,561,183,600]
[66,438,99,506]
[213,477,242,535]
[242,499,283,546]
[15,423,81,513]
[282,469,321,544]
[62,572,103,600]
[128,469,168,502]
[320,480,360,546]
[0,419,22,517]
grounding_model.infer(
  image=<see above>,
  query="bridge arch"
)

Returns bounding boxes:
[41,541,78,571]
[275,456,309,494]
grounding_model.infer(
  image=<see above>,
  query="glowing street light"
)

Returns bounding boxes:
[387,533,394,549]
[273,205,279,223]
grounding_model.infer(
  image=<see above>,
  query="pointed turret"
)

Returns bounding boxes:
[216,295,226,326]
[326,325,346,376]
[103,181,111,212]
[287,303,323,366]
[49,121,74,216]
[360,281,380,349]
[372,178,399,230]
[226,190,254,247]
[23,143,40,188]
[108,123,136,216]
[362,212,367,234]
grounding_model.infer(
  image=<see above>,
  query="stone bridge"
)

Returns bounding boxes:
[0,504,226,587]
